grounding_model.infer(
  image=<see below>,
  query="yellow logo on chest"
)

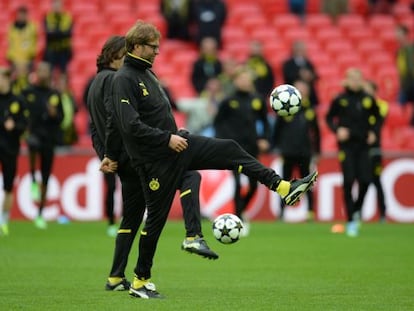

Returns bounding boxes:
[149,178,160,191]
[139,82,149,96]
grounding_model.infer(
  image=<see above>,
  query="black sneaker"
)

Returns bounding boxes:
[282,171,318,206]
[129,282,163,299]
[181,236,219,260]
[105,278,130,291]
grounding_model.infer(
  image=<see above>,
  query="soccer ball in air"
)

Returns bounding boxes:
[269,84,302,117]
[212,213,244,244]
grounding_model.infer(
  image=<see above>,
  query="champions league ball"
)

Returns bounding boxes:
[212,213,244,244]
[269,84,302,117]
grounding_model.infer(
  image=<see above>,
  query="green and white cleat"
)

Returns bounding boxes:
[34,216,47,229]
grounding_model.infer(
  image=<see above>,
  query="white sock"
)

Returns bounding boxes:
[3,211,10,224]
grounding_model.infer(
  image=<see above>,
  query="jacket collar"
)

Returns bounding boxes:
[124,53,152,70]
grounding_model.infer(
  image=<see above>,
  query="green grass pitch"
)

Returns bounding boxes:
[1,220,413,310]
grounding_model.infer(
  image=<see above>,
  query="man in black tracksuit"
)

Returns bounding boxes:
[0,67,29,236]
[87,36,144,291]
[359,80,388,222]
[87,36,218,291]
[272,80,321,221]
[22,61,64,229]
[105,20,317,299]
[214,67,270,233]
[326,68,380,237]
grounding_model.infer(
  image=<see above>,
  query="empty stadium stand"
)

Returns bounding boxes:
[0,0,413,152]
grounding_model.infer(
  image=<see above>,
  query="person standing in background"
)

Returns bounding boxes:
[191,0,227,47]
[289,0,307,20]
[22,62,64,229]
[0,67,29,236]
[282,40,319,107]
[43,0,73,83]
[272,80,321,221]
[356,80,388,222]
[395,24,414,125]
[245,40,275,99]
[191,37,222,94]
[7,6,38,73]
[160,0,193,41]
[214,67,271,236]
[326,68,380,237]
[55,75,78,146]
[321,0,349,23]
[177,77,225,137]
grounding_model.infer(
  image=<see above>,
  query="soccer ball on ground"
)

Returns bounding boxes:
[269,84,302,117]
[212,213,244,244]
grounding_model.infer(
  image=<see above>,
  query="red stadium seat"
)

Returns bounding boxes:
[69,2,99,19]
[224,41,250,62]
[376,66,399,102]
[262,41,290,65]
[309,52,332,68]
[303,40,322,57]
[346,28,375,44]
[397,15,414,33]
[241,16,268,36]
[260,0,289,18]
[321,133,338,153]
[102,2,131,15]
[368,15,396,33]
[227,0,259,10]
[398,126,414,150]
[73,15,105,36]
[335,53,363,73]
[306,0,322,13]
[378,28,399,54]
[380,126,395,150]
[349,0,370,15]
[283,28,311,45]
[173,111,188,129]
[145,15,167,37]
[384,104,409,129]
[305,14,333,34]
[337,14,366,33]
[73,108,90,138]
[249,28,280,43]
[315,28,343,47]
[160,40,196,59]
[222,27,247,47]
[324,40,353,58]
[228,3,261,21]
[319,78,344,104]
[136,2,160,19]
[167,78,195,101]
[110,16,138,35]
[392,3,413,19]
[317,64,341,80]
[365,51,394,71]
[357,40,384,58]
[171,50,198,73]
[272,14,302,33]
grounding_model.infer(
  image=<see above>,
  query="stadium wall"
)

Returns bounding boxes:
[5,151,414,223]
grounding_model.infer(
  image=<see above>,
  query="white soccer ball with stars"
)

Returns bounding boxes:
[269,84,302,117]
[212,213,244,244]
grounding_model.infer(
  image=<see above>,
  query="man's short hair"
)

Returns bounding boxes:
[125,20,161,53]
[96,36,126,70]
